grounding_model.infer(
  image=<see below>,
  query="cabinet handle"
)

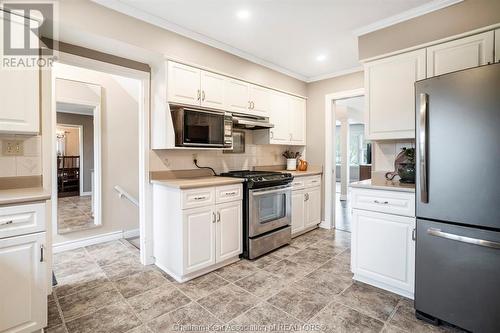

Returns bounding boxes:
[40,245,45,262]
[197,90,201,101]
[248,101,252,109]
[224,191,237,196]
[0,220,13,226]
[270,131,274,139]
[212,212,216,223]
[251,101,255,109]
[202,90,206,101]
[304,193,309,201]
[194,196,206,201]
[412,228,416,241]
[217,211,221,222]
[374,200,389,204]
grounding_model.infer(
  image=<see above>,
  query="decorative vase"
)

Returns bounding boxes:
[397,163,416,184]
[297,159,308,171]
[286,158,297,171]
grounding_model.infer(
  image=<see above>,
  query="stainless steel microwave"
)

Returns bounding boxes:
[170,106,233,148]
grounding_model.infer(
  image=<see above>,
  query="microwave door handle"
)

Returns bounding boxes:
[419,93,429,203]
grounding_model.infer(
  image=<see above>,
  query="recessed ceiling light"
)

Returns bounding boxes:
[236,9,251,20]
[316,54,327,62]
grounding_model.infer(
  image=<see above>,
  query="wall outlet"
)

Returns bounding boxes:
[2,140,24,156]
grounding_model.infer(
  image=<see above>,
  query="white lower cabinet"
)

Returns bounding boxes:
[351,187,416,298]
[291,175,322,237]
[153,183,243,282]
[216,201,243,262]
[183,206,216,274]
[0,232,47,333]
[291,190,305,234]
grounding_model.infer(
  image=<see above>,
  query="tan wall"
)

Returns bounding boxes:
[305,72,364,167]
[56,0,307,96]
[358,0,500,60]
[53,65,140,244]
[305,71,364,220]
[56,114,94,192]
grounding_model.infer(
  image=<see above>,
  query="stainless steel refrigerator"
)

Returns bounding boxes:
[415,63,500,333]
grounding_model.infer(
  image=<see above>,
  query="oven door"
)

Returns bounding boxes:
[248,185,291,238]
[183,108,225,147]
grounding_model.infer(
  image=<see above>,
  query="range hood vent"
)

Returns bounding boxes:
[232,114,274,130]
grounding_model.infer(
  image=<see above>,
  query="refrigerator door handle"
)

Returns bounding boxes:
[419,93,429,203]
[427,228,500,249]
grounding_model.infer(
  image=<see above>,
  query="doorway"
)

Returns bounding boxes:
[50,52,152,265]
[324,88,365,231]
[333,97,370,232]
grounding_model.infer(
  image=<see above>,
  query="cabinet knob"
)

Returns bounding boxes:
[212,212,216,223]
[217,211,221,222]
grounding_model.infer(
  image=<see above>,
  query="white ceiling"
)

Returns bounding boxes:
[94,0,461,82]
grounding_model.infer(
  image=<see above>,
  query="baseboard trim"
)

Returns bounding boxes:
[319,221,331,229]
[53,229,139,253]
[123,228,140,239]
[80,192,92,197]
[340,194,348,201]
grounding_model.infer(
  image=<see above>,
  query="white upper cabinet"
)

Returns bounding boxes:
[426,31,494,77]
[365,49,426,140]
[289,96,306,145]
[200,70,225,109]
[0,232,47,333]
[495,29,500,63]
[167,61,201,105]
[248,84,270,116]
[268,91,290,143]
[225,78,250,114]
[0,13,40,134]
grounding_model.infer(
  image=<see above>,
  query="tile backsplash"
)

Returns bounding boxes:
[373,140,415,172]
[0,135,42,177]
[150,130,305,174]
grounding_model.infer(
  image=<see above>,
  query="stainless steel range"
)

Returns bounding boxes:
[220,170,294,259]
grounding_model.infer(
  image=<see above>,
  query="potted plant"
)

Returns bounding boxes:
[282,150,301,171]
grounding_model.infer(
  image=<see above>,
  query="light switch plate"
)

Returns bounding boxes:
[2,140,24,156]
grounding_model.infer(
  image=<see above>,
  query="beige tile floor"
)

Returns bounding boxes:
[48,228,463,333]
[58,196,96,234]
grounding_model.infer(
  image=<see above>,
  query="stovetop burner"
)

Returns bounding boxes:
[220,170,293,188]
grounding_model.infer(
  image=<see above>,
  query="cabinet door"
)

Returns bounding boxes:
[351,209,415,295]
[365,49,425,140]
[304,187,321,228]
[201,70,226,109]
[291,190,305,235]
[249,84,270,117]
[183,206,216,274]
[427,31,494,77]
[268,91,290,144]
[216,201,242,262]
[225,79,250,114]
[289,96,306,145]
[0,232,47,333]
[167,61,201,106]
[0,14,40,134]
[495,29,500,63]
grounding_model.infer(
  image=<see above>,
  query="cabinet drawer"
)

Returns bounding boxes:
[304,175,321,188]
[291,179,305,191]
[351,188,415,217]
[0,203,45,239]
[216,184,242,204]
[181,188,215,209]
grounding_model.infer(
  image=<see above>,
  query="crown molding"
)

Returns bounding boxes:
[353,0,463,37]
[91,0,309,82]
[306,66,363,83]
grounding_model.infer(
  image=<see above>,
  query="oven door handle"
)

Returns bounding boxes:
[250,186,291,197]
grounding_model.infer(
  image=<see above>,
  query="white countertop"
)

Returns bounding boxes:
[350,178,415,193]
[0,187,51,206]
[151,176,244,189]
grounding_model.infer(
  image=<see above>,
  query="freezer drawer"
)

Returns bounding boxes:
[415,219,500,333]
